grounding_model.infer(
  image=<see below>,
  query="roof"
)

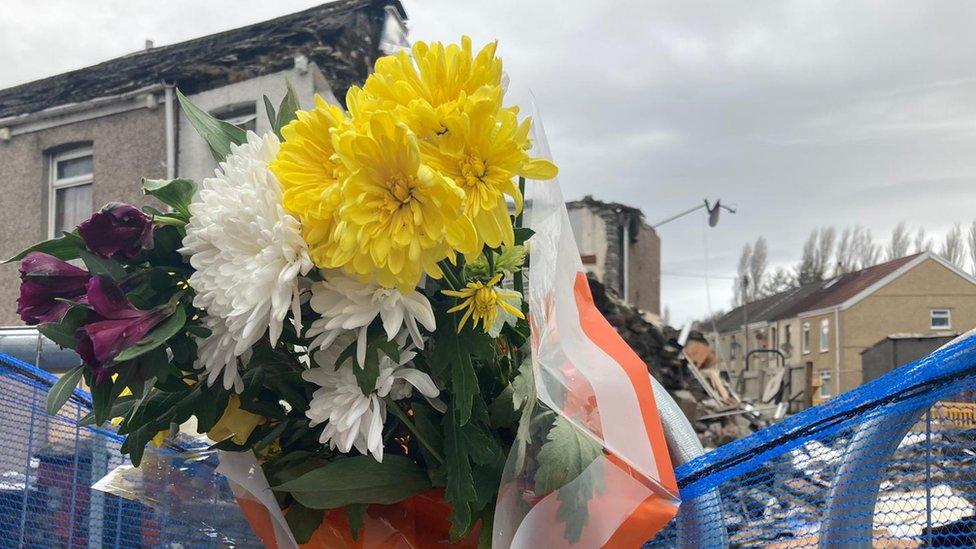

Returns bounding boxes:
[567,195,645,220]
[711,253,930,334]
[779,253,920,316]
[0,0,404,120]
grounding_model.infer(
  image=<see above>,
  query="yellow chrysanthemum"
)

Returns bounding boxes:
[361,36,503,138]
[423,92,558,249]
[269,95,349,266]
[328,112,478,291]
[442,273,525,333]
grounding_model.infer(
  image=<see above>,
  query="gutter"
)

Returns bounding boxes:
[164,84,176,179]
[0,84,165,135]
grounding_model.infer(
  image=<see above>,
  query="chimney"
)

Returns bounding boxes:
[145,39,154,51]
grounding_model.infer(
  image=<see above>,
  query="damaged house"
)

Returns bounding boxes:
[0,0,407,326]
[567,195,661,315]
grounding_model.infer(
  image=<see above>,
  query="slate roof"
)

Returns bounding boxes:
[0,0,404,120]
[711,253,925,334]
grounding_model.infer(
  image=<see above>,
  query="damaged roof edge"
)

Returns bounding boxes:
[0,0,405,121]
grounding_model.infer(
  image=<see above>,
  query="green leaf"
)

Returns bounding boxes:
[273,455,431,510]
[142,178,197,219]
[114,307,187,362]
[176,88,247,162]
[430,329,482,426]
[79,395,135,426]
[285,502,324,544]
[91,375,115,426]
[443,407,477,540]
[78,250,127,280]
[534,416,603,494]
[275,81,301,135]
[4,232,83,263]
[534,416,605,544]
[514,227,535,245]
[38,305,90,349]
[263,96,277,134]
[353,347,380,396]
[46,365,85,416]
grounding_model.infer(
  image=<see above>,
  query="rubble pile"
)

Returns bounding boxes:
[586,274,763,448]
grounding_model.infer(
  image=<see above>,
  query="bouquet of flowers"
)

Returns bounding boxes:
[9,36,678,548]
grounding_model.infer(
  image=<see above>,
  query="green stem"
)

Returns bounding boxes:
[386,398,444,464]
[485,246,495,275]
[438,260,463,291]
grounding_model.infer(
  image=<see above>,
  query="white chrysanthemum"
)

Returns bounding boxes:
[305,274,435,366]
[181,131,313,391]
[303,344,439,462]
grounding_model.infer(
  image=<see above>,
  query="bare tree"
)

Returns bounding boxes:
[749,237,768,299]
[761,267,796,296]
[968,222,976,275]
[796,228,834,284]
[913,227,932,254]
[940,224,964,267]
[886,221,910,261]
[834,227,855,275]
[733,243,752,306]
[815,227,836,278]
[795,230,818,285]
[851,226,881,269]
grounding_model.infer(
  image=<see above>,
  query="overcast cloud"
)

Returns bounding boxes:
[3,1,975,325]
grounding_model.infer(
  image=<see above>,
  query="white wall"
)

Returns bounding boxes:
[177,61,341,183]
[567,207,608,281]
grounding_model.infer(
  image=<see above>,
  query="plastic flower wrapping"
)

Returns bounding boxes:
[9,37,679,548]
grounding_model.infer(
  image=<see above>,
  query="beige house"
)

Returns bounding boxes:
[707,253,976,402]
[0,0,407,326]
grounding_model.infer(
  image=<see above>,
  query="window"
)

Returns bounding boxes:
[820,319,830,352]
[213,103,257,133]
[784,324,793,353]
[770,326,777,349]
[819,371,832,398]
[802,322,810,354]
[931,309,951,330]
[730,336,738,360]
[49,148,93,238]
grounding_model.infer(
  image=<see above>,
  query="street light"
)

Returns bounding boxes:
[651,199,736,229]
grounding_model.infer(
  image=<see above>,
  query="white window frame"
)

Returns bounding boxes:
[802,322,810,354]
[931,309,951,330]
[820,319,830,353]
[819,371,832,398]
[48,147,94,238]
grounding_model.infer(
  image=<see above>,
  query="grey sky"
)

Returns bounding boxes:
[3,1,976,325]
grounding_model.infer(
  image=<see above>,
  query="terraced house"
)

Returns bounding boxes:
[0,0,408,333]
[708,252,976,402]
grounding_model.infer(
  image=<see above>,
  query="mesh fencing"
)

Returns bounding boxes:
[0,353,262,548]
[3,332,976,548]
[646,333,976,548]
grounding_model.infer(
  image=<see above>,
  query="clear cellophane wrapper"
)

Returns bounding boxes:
[490,110,679,548]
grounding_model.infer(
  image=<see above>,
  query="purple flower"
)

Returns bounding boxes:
[78,203,154,260]
[16,252,90,325]
[77,276,166,381]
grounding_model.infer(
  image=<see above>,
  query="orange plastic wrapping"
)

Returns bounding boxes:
[238,489,478,549]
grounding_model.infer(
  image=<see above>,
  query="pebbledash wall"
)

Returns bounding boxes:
[0,107,168,325]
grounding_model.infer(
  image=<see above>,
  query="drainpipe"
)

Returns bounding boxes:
[622,220,630,304]
[834,307,841,396]
[164,84,176,179]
